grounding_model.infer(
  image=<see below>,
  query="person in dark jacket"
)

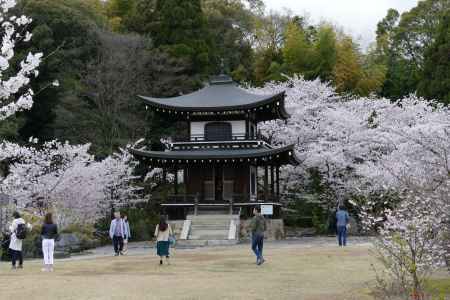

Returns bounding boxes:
[41,212,58,272]
[250,206,266,265]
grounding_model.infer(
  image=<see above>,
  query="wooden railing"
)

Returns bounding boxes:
[172,132,271,144]
[165,192,278,206]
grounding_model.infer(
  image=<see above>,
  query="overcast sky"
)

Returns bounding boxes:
[263,0,419,49]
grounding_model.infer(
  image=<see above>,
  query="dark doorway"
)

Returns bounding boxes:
[205,122,232,141]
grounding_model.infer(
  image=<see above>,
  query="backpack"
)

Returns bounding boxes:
[15,223,27,240]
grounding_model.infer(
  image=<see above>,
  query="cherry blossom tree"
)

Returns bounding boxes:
[252,76,449,201]
[0,139,140,228]
[0,0,42,121]
[251,76,450,296]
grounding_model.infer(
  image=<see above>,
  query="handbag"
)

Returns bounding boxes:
[168,235,176,246]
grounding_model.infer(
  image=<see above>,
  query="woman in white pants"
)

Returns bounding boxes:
[41,213,58,272]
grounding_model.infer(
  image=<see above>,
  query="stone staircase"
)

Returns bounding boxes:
[178,214,240,247]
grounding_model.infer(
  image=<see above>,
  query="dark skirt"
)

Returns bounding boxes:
[156,241,170,257]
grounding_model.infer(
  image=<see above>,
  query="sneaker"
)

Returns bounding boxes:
[114,253,119,256]
[119,251,124,256]
[260,257,265,265]
[159,260,163,265]
[11,265,16,270]
[256,258,261,265]
[41,268,48,272]
[17,265,23,269]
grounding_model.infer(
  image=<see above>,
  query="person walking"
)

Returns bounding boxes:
[154,216,172,265]
[336,205,350,247]
[41,212,58,272]
[122,214,131,254]
[8,212,32,270]
[250,206,266,265]
[109,211,125,256]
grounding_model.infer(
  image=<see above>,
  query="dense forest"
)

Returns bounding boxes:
[1,0,448,157]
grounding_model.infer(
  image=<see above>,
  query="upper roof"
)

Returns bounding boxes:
[139,75,289,122]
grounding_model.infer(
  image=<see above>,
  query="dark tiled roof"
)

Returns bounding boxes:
[138,76,289,121]
[131,144,299,166]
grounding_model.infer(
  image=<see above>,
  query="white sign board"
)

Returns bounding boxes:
[261,205,273,216]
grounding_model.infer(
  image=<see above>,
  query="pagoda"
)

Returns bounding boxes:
[131,75,299,220]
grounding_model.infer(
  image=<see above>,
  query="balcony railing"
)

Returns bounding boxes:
[160,193,280,215]
[172,132,271,144]
[163,193,280,204]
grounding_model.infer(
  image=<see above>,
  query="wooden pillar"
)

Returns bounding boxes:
[270,165,275,198]
[162,169,167,185]
[187,121,191,141]
[184,167,188,195]
[264,164,269,201]
[194,193,199,216]
[174,167,178,195]
[245,118,249,139]
[276,165,280,198]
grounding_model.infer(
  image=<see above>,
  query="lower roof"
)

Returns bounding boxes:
[131,144,299,167]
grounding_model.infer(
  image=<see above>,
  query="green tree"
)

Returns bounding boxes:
[149,0,210,74]
[16,0,104,141]
[202,0,255,79]
[254,47,283,85]
[252,12,288,84]
[333,36,362,95]
[282,21,312,77]
[378,0,450,99]
[53,31,197,157]
[418,12,450,105]
[375,8,399,61]
[105,0,135,32]
[311,25,337,82]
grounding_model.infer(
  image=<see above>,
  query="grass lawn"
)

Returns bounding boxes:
[0,241,448,300]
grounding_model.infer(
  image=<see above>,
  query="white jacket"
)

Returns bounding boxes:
[9,218,32,251]
[109,218,125,239]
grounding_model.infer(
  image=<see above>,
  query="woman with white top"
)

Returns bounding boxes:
[154,216,172,265]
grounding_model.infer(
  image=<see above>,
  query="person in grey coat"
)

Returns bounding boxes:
[109,212,125,256]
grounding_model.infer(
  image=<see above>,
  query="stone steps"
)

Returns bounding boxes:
[191,225,229,230]
[189,230,229,240]
[177,239,239,247]
[187,215,236,221]
[185,214,239,243]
